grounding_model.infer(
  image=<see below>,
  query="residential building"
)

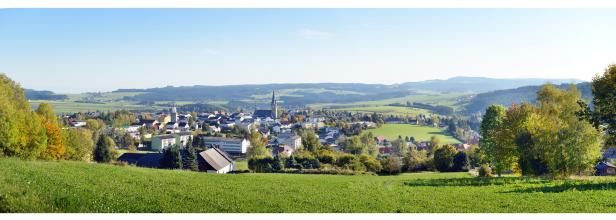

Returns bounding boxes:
[200,136,250,154]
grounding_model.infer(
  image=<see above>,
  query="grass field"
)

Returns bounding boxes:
[363,124,461,144]
[1,158,616,213]
[29,100,158,114]
[332,106,430,117]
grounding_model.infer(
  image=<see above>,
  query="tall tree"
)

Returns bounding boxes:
[479,104,506,173]
[529,84,601,177]
[433,144,457,172]
[63,128,94,161]
[301,129,322,152]
[247,126,270,159]
[578,64,616,147]
[36,103,66,160]
[184,137,198,171]
[160,145,183,169]
[0,74,47,159]
[93,134,115,163]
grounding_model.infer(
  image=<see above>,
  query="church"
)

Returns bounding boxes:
[253,90,278,120]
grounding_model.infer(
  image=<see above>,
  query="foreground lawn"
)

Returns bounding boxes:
[363,124,461,144]
[1,158,616,213]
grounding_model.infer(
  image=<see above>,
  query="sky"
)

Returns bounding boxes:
[1,9,615,93]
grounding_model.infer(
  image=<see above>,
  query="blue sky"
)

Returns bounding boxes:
[1,9,615,93]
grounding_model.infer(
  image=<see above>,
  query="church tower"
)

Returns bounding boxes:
[271,90,278,119]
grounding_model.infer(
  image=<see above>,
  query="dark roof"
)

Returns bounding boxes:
[178,122,188,127]
[253,110,273,118]
[198,148,233,171]
[117,153,147,164]
[597,161,616,169]
[136,153,163,168]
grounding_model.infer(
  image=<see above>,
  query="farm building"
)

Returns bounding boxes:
[596,161,616,176]
[197,148,235,174]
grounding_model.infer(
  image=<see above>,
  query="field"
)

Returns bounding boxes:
[363,124,461,144]
[1,158,616,213]
[331,106,430,117]
[28,100,158,114]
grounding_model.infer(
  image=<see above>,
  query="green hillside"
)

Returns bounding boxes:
[363,124,461,144]
[2,158,616,213]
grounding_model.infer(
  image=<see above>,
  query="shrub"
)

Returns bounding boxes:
[359,154,382,173]
[380,156,401,175]
[478,164,492,177]
[336,154,356,167]
[433,145,457,172]
[452,151,469,172]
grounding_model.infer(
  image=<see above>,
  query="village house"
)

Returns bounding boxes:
[197,148,235,174]
[596,161,616,176]
[151,135,176,151]
[200,136,250,154]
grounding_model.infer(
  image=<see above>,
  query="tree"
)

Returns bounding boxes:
[528,84,601,177]
[578,64,616,147]
[36,103,66,160]
[433,144,458,172]
[380,156,401,175]
[359,154,382,173]
[344,136,365,155]
[301,129,322,152]
[360,132,378,157]
[93,134,115,163]
[402,148,428,172]
[391,136,407,156]
[479,104,506,175]
[160,145,183,169]
[429,136,441,153]
[119,132,136,150]
[452,151,469,172]
[184,137,198,171]
[0,74,47,159]
[63,128,94,161]
[247,127,270,159]
[466,145,485,168]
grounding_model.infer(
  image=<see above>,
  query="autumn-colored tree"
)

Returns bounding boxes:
[36,103,66,160]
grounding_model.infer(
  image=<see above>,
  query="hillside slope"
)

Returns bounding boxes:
[1,158,616,213]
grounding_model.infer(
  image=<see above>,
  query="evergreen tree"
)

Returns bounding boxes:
[184,137,198,171]
[160,145,183,169]
[93,134,115,163]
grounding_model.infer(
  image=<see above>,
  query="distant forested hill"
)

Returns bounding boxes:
[399,76,583,93]
[462,82,592,115]
[24,89,68,100]
[114,77,583,107]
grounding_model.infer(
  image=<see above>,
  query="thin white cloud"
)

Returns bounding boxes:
[297,29,334,40]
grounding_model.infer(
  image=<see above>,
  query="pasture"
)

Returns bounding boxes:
[363,124,461,144]
[2,158,615,213]
[331,106,430,117]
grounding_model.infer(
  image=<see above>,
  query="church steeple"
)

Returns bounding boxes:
[271,90,278,119]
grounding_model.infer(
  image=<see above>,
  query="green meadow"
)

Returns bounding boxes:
[363,124,461,144]
[332,106,430,117]
[2,158,615,213]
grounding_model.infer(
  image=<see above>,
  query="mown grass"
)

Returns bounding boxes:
[1,158,616,213]
[363,124,461,144]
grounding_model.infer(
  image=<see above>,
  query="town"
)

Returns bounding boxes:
[58,90,483,174]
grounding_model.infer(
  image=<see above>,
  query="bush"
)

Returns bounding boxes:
[433,145,457,172]
[336,154,356,167]
[478,164,492,177]
[380,156,401,175]
[248,156,274,173]
[359,154,382,173]
[452,151,469,172]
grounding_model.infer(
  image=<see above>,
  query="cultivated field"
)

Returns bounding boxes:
[2,158,615,213]
[363,124,461,144]
[331,106,430,117]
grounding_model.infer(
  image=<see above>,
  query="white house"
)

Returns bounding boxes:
[201,136,250,154]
